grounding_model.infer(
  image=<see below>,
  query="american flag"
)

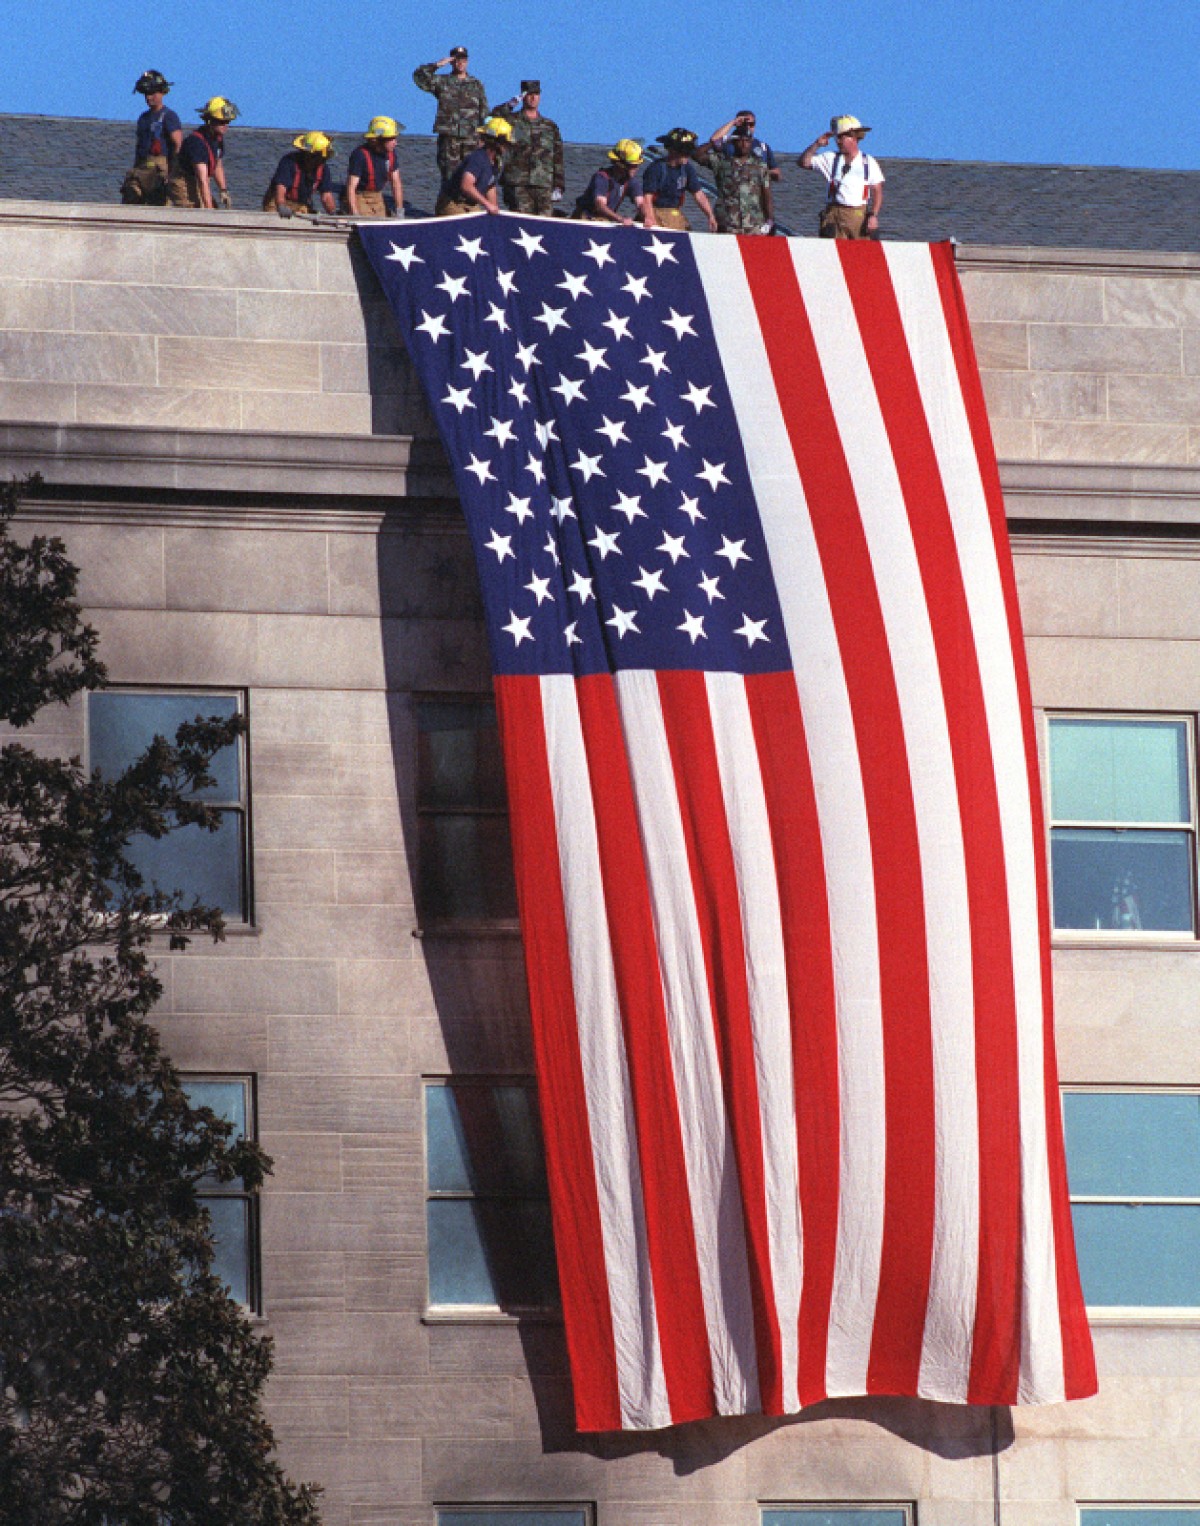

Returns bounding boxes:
[359,216,1097,1432]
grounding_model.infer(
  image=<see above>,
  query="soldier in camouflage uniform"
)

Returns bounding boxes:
[698,123,773,234]
[413,46,490,186]
[493,80,564,216]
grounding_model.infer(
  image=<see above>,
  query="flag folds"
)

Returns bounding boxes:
[359,216,1097,1431]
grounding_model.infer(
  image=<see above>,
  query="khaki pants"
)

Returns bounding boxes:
[343,189,386,217]
[165,167,203,207]
[435,196,476,217]
[651,206,688,230]
[262,191,310,213]
[818,203,867,239]
[121,156,168,205]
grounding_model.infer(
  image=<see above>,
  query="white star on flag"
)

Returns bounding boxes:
[577,341,610,373]
[384,242,423,268]
[735,614,769,646]
[551,376,587,406]
[524,452,546,484]
[558,271,592,300]
[677,493,705,523]
[550,496,576,523]
[567,569,594,602]
[602,310,632,341]
[570,451,605,482]
[696,459,730,491]
[414,310,449,342]
[588,525,622,559]
[461,348,493,378]
[456,235,488,262]
[640,346,670,376]
[698,570,725,602]
[563,621,582,645]
[525,572,555,605]
[508,378,530,407]
[633,566,668,600]
[663,308,697,340]
[442,384,475,414]
[636,456,670,488]
[645,236,679,266]
[504,492,534,523]
[514,340,541,371]
[611,491,646,523]
[534,302,570,334]
[681,381,716,412]
[658,532,689,563]
[582,239,615,268]
[512,226,547,257]
[677,610,707,643]
[465,453,495,484]
[595,415,629,447]
[622,273,651,303]
[496,268,519,295]
[436,272,469,301]
[663,420,688,449]
[543,533,560,565]
[502,610,533,644]
[485,529,513,561]
[534,418,560,447]
[484,302,510,332]
[716,535,751,568]
[620,382,654,413]
[484,417,517,446]
[606,605,639,638]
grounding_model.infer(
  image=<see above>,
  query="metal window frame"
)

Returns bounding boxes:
[436,1506,594,1526]
[181,1072,261,1314]
[1079,1509,1200,1524]
[83,685,253,925]
[760,1506,916,1525]
[413,692,517,930]
[422,1076,557,1319]
[1045,710,1198,942]
[1063,1083,1200,1322]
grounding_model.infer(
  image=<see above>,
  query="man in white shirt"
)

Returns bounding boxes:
[799,114,884,239]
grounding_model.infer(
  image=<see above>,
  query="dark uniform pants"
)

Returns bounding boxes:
[121,156,169,205]
[503,184,555,216]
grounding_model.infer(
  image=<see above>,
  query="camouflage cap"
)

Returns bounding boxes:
[521,79,541,94]
[449,45,468,57]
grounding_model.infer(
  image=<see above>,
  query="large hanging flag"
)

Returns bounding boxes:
[359,215,1097,1432]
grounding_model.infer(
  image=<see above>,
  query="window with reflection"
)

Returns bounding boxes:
[87,689,248,921]
[425,1080,558,1312]
[762,1511,912,1526]
[1081,1512,1200,1525]
[182,1076,258,1310]
[438,1512,589,1526]
[1063,1089,1200,1310]
[1048,715,1196,935]
[415,697,516,922]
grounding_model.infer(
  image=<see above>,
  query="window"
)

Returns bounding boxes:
[1082,1512,1200,1525]
[438,1512,589,1526]
[1063,1089,1200,1312]
[1048,714,1196,935]
[425,1080,558,1312]
[87,689,249,921]
[183,1076,259,1310]
[763,1511,912,1526]
[415,697,516,922]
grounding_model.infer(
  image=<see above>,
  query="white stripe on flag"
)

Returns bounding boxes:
[705,670,803,1415]
[883,245,1064,1403]
[692,237,886,1399]
[789,239,981,1402]
[614,667,761,1415]
[540,674,673,1428]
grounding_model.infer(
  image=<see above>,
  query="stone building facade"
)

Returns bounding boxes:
[4,197,1200,1526]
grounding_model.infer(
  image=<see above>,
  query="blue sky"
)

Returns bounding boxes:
[7,0,1198,170]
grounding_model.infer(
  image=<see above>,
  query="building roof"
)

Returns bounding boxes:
[3,110,1199,252]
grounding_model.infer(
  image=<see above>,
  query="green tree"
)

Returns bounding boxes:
[0,480,321,1524]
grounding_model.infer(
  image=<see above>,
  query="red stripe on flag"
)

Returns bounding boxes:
[930,246,1097,1399]
[839,242,1024,1402]
[494,674,623,1431]
[574,672,717,1423]
[655,669,785,1414]
[740,238,937,1396]
[746,671,840,1406]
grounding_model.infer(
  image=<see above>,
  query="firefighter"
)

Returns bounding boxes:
[165,97,237,210]
[435,117,512,216]
[799,114,885,239]
[121,70,183,205]
[413,46,490,188]
[343,117,405,218]
[642,128,717,232]
[264,133,338,217]
[573,139,647,225]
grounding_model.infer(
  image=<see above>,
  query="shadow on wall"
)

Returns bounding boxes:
[349,237,442,438]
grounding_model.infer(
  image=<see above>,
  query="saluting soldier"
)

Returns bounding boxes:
[697,122,773,234]
[493,80,564,216]
[413,45,490,187]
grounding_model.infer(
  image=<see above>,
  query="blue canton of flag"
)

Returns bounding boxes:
[359,214,789,677]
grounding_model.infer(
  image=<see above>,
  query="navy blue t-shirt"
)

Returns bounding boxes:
[642,157,701,208]
[446,147,496,200]
[576,165,644,215]
[270,151,334,203]
[347,143,397,191]
[135,105,182,162]
[178,129,223,177]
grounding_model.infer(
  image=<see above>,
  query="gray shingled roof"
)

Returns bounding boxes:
[3,111,1199,251]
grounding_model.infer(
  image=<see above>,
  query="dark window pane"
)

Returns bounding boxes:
[1082,1513,1200,1526]
[427,1200,558,1308]
[418,814,516,920]
[205,1195,250,1305]
[417,701,506,810]
[124,811,244,918]
[763,1513,909,1526]
[182,1080,248,1141]
[439,1513,588,1526]
[1050,717,1190,824]
[1064,1092,1200,1197]
[427,1086,548,1198]
[1071,1203,1200,1306]
[1050,828,1193,932]
[90,692,240,800]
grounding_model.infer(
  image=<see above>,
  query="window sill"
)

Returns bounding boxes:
[1088,1307,1200,1325]
[1053,934,1200,951]
[422,1305,561,1325]
[414,920,522,941]
[147,920,261,943]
